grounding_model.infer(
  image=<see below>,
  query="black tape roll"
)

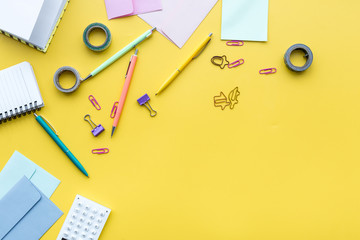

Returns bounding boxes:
[284,44,313,72]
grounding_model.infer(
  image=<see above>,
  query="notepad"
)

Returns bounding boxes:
[0,62,44,123]
[0,0,69,52]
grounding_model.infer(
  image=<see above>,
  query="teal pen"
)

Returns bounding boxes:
[34,113,89,177]
[83,27,156,81]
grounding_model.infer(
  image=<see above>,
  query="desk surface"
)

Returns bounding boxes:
[1,0,360,239]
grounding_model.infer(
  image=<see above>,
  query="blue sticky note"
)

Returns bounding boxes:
[221,0,269,41]
[0,176,63,240]
[0,151,60,199]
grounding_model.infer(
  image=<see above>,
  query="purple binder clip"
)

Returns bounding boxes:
[137,94,157,117]
[84,114,105,137]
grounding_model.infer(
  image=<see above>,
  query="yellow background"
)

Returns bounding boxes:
[1,0,360,239]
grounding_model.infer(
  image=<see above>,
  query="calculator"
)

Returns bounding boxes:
[57,195,111,240]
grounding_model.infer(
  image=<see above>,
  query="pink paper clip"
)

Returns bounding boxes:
[92,148,109,154]
[228,59,245,68]
[88,95,101,110]
[226,40,244,46]
[110,101,119,118]
[259,68,277,74]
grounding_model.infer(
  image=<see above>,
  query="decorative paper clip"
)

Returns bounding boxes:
[259,68,277,74]
[211,55,229,69]
[214,87,240,110]
[110,101,118,118]
[226,40,244,46]
[84,114,105,137]
[137,94,157,117]
[228,59,245,68]
[92,148,109,154]
[88,95,101,110]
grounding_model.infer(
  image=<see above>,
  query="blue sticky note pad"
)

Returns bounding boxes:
[0,176,63,240]
[221,0,269,41]
[0,151,60,199]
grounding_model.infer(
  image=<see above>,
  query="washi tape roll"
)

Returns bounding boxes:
[284,44,313,72]
[83,23,112,52]
[53,66,83,93]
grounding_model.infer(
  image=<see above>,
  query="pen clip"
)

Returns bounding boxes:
[192,38,212,60]
[125,58,132,78]
[41,115,59,136]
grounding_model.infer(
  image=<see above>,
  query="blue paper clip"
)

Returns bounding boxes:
[137,94,157,117]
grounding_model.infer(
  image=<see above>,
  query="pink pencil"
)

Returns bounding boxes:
[111,49,138,137]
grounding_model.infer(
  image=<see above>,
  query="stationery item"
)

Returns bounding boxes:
[137,94,157,117]
[53,28,155,93]
[228,87,240,109]
[34,113,89,177]
[53,66,82,93]
[226,40,244,46]
[110,102,119,118]
[105,0,162,20]
[57,195,111,240]
[213,92,230,110]
[228,59,244,68]
[89,95,101,110]
[0,176,63,240]
[111,49,139,137]
[156,33,212,95]
[0,0,69,52]
[284,44,313,72]
[259,68,277,74]
[211,55,229,69]
[0,62,44,123]
[0,151,60,199]
[139,0,218,48]
[83,23,112,52]
[221,0,269,41]
[92,148,109,154]
[84,114,105,137]
[213,87,240,110]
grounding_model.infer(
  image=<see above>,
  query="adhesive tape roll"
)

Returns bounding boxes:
[53,66,83,93]
[83,23,112,52]
[284,44,313,72]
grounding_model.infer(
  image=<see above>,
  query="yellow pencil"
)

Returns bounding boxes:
[155,33,213,95]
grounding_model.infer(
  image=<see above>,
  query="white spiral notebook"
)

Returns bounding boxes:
[0,62,44,123]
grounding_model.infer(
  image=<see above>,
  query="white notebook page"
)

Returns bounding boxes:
[0,0,44,40]
[0,62,44,120]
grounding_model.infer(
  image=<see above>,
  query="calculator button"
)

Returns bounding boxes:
[95,224,99,229]
[80,217,85,222]
[85,227,89,232]
[92,209,98,214]
[82,211,87,216]
[92,230,97,235]
[97,218,102,223]
[74,230,78,234]
[90,215,95,220]
[77,223,82,228]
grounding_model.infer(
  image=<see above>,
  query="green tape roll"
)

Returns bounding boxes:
[83,23,112,52]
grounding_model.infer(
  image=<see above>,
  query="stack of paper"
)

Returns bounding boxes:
[0,151,62,239]
[105,0,162,19]
[139,0,218,48]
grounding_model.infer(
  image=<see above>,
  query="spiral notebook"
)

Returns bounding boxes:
[0,62,44,123]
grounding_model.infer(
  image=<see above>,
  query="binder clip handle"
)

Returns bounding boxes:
[84,114,97,129]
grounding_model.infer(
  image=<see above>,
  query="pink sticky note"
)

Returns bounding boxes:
[105,0,162,20]
[139,0,218,48]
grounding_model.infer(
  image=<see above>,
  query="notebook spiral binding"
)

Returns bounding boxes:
[0,101,41,124]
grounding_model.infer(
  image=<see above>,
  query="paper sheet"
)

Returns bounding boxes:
[221,0,269,41]
[0,177,63,240]
[105,0,162,20]
[139,0,218,48]
[0,151,60,199]
[0,0,44,40]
